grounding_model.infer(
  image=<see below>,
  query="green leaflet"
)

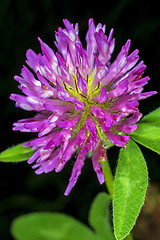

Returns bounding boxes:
[89,192,115,240]
[0,143,35,162]
[130,108,160,154]
[11,212,98,240]
[139,107,160,127]
[113,139,148,240]
[11,193,115,240]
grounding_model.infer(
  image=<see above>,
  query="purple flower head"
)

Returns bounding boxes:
[10,19,157,195]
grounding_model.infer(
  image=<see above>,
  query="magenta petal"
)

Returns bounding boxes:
[90,106,112,129]
[35,148,61,174]
[26,49,40,72]
[107,132,130,148]
[114,111,142,134]
[43,99,73,113]
[58,114,80,129]
[90,105,105,118]
[74,100,84,111]
[56,136,78,172]
[110,100,139,114]
[86,117,97,138]
[10,94,35,111]
[38,37,57,63]
[57,81,73,101]
[64,138,91,195]
[77,71,88,94]
[109,79,129,99]
[86,19,96,66]
[27,149,41,164]
[92,144,105,184]
[77,127,87,148]
[97,87,108,103]
[64,150,85,196]
[138,91,157,100]
[94,28,114,65]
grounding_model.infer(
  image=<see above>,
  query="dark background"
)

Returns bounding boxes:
[0,0,160,239]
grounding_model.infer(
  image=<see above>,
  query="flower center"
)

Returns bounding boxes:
[66,73,113,149]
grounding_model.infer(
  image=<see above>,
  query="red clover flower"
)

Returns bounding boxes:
[10,19,156,195]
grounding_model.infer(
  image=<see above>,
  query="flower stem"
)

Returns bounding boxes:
[101,155,134,240]
[101,156,114,198]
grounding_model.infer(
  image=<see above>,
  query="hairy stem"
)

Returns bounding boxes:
[101,157,114,198]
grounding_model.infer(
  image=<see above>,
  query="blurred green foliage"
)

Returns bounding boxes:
[11,193,113,240]
[0,0,160,239]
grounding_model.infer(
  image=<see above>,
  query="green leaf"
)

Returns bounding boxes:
[0,143,35,162]
[11,212,99,240]
[11,193,117,240]
[139,107,160,127]
[130,108,160,154]
[113,139,148,240]
[89,192,115,240]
